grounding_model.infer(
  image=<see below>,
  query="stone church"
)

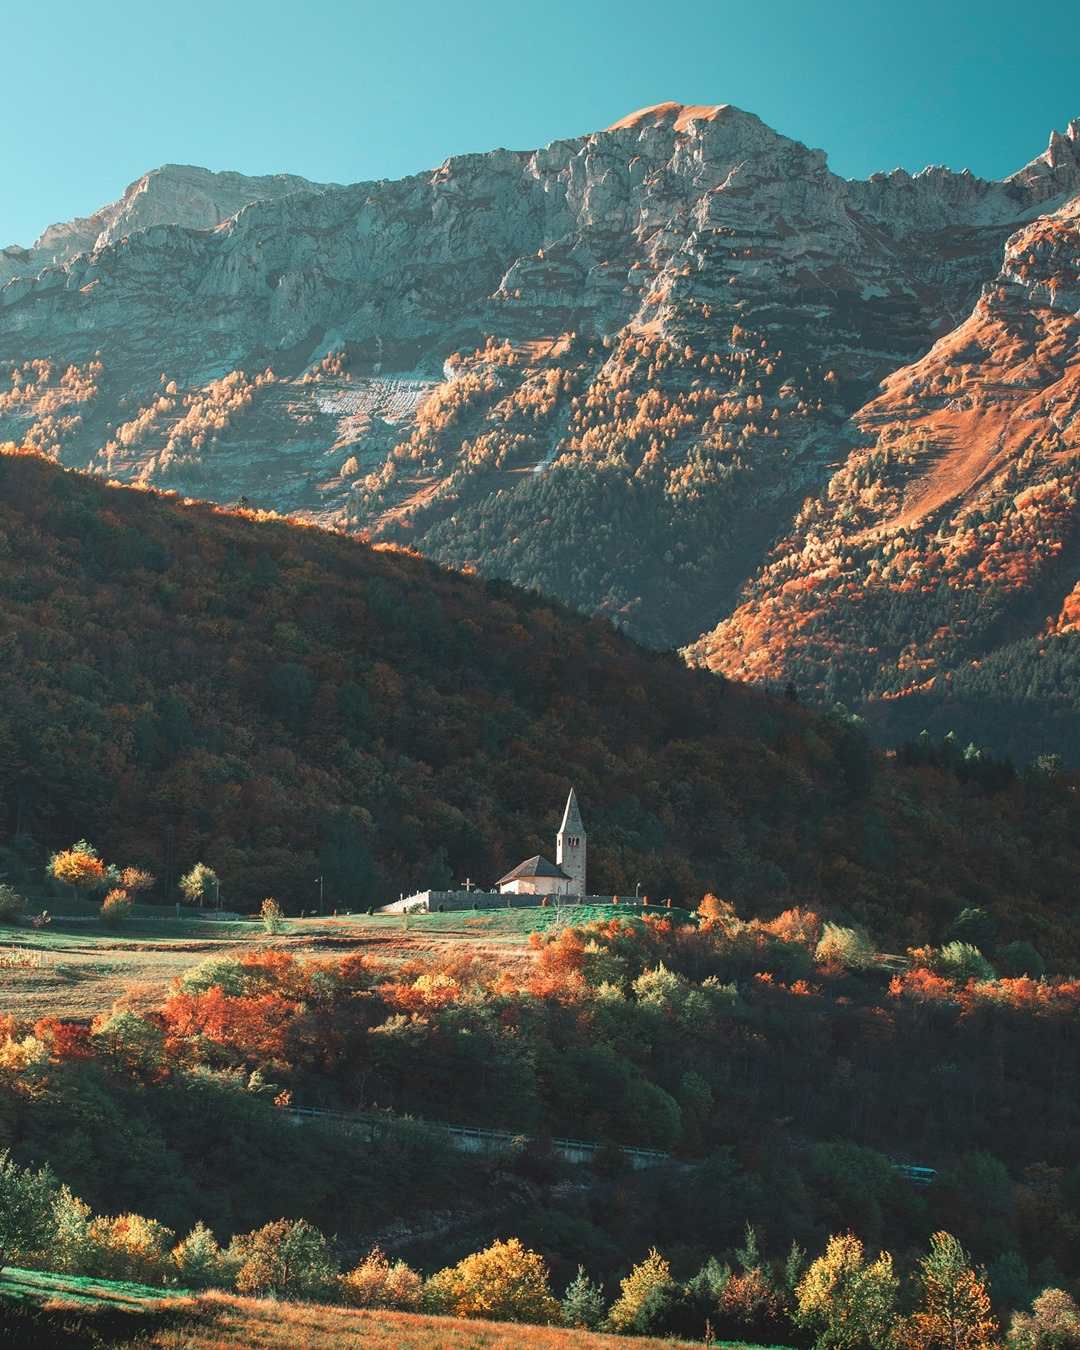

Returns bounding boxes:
[495,788,586,896]
[380,788,591,914]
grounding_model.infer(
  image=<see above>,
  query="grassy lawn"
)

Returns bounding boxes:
[0,1265,191,1311]
[0,903,693,1023]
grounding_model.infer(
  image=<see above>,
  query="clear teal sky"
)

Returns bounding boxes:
[5,0,1079,246]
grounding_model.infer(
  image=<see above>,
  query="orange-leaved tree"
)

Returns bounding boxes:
[902,1230,999,1350]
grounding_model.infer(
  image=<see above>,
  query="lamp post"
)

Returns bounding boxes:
[635,880,642,900]
[315,875,324,915]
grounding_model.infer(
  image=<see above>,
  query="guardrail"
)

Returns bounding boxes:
[284,1105,670,1168]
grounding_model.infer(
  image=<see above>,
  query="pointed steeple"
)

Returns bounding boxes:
[559,786,584,836]
[556,787,586,896]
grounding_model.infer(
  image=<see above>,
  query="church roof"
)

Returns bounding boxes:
[496,855,572,886]
[559,787,584,835]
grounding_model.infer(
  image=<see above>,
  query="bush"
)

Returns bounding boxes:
[88,1212,174,1283]
[172,1221,234,1289]
[423,1237,561,1324]
[260,898,286,935]
[0,1151,57,1272]
[0,883,25,921]
[997,942,1045,980]
[341,1246,422,1309]
[101,889,133,926]
[230,1219,337,1298]
[47,1186,96,1274]
[1010,1288,1080,1349]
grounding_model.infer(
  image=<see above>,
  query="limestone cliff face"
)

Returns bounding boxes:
[1,164,329,285]
[2,105,1080,664]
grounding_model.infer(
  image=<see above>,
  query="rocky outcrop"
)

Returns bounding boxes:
[1,163,329,285]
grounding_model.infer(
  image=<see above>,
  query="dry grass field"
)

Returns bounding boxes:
[0,1272,785,1349]
[0,906,615,1019]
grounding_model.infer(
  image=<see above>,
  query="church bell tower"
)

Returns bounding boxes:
[556,787,586,896]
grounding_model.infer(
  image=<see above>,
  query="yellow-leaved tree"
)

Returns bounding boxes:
[423,1237,560,1324]
[795,1232,898,1349]
[606,1248,676,1333]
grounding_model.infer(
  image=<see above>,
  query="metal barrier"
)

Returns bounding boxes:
[284,1105,670,1168]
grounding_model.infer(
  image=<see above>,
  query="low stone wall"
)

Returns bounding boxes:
[379,889,547,914]
[377,892,667,915]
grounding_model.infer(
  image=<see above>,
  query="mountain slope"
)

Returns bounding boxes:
[688,186,1080,759]
[2,447,1080,956]
[3,107,1079,650]
[0,164,330,285]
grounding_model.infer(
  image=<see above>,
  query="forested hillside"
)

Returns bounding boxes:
[691,192,1080,761]
[2,448,1080,956]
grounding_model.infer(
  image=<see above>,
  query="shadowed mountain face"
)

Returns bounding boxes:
[2,104,1080,745]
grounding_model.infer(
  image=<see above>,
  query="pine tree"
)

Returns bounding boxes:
[562,1265,606,1330]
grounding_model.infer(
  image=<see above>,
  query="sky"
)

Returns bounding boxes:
[4,0,1080,247]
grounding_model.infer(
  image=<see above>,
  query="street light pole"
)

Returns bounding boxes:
[315,875,324,915]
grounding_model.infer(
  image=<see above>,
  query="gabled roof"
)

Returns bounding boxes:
[559,787,584,836]
[496,855,571,886]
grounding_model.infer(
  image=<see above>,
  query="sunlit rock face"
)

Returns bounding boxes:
[2,105,1079,656]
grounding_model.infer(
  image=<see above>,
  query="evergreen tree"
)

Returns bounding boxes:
[561,1265,606,1330]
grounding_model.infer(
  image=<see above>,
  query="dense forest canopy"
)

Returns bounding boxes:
[2,447,1080,959]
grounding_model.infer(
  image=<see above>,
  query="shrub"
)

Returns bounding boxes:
[101,889,133,926]
[88,1212,174,1283]
[178,956,247,996]
[607,1248,676,1333]
[423,1237,561,1324]
[1010,1288,1080,1349]
[0,1150,57,1272]
[90,1010,165,1078]
[120,867,155,896]
[0,883,25,921]
[815,923,876,971]
[716,1267,787,1342]
[48,1185,96,1274]
[997,941,1046,980]
[172,1222,234,1289]
[260,898,286,934]
[341,1245,422,1310]
[231,1218,337,1298]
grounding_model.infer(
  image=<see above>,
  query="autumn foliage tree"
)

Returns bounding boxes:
[903,1231,999,1350]
[47,840,107,895]
[423,1238,561,1324]
[795,1233,898,1350]
[230,1218,337,1298]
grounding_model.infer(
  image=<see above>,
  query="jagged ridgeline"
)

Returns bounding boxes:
[3,104,1079,676]
[1,447,1080,956]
